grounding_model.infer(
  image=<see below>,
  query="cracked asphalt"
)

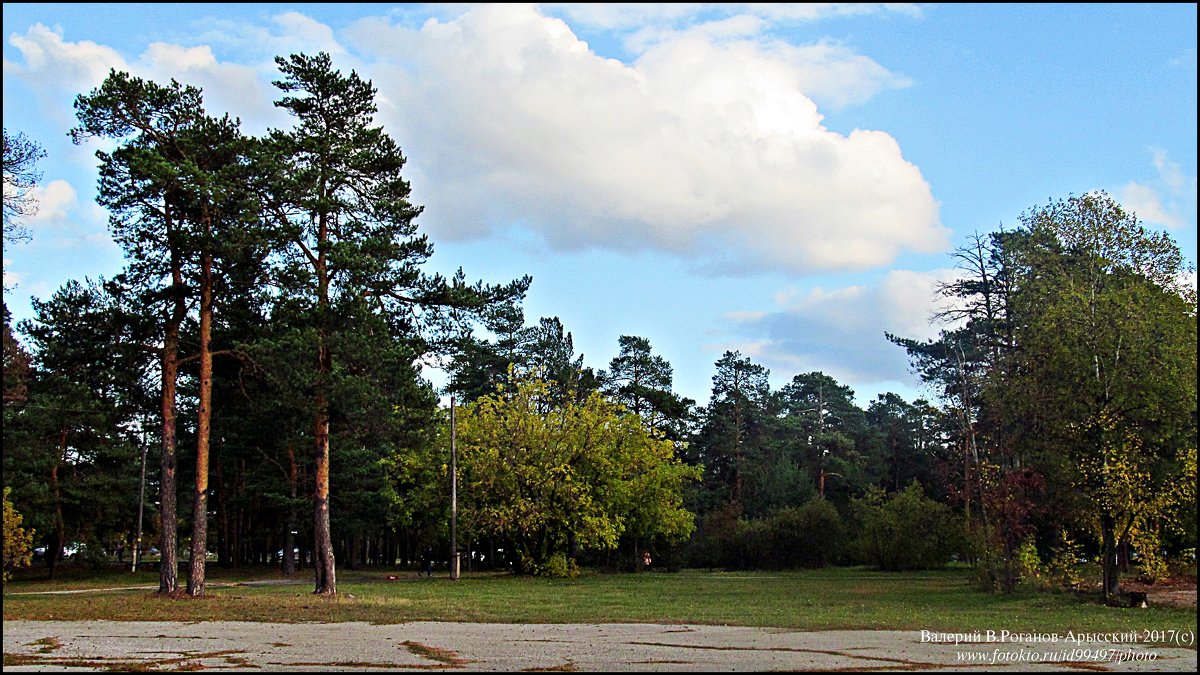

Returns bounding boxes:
[4,620,1197,671]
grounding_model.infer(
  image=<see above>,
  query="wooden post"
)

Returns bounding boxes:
[451,396,459,580]
[133,429,148,573]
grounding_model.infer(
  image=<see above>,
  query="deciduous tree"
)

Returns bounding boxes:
[1003,193,1196,601]
[3,128,46,244]
[455,371,699,575]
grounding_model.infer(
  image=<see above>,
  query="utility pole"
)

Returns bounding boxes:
[450,396,459,580]
[132,427,148,573]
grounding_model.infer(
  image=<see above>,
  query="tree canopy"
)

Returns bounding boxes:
[454,370,700,575]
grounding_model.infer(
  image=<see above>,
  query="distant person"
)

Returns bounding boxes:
[642,550,652,568]
[422,547,434,577]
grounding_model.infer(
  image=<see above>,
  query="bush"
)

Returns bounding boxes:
[851,482,961,570]
[1045,529,1084,589]
[766,500,844,569]
[1166,548,1196,579]
[530,553,579,578]
[686,503,742,569]
[75,542,111,571]
[970,468,1045,592]
[732,519,772,570]
[686,500,846,571]
[1014,536,1045,590]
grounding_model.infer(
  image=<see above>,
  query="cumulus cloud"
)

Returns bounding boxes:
[350,4,946,276]
[4,23,126,92]
[135,42,279,133]
[6,6,946,277]
[27,180,78,228]
[1120,148,1196,231]
[21,179,116,253]
[719,268,961,388]
[272,11,348,56]
[1121,183,1185,230]
[5,23,282,136]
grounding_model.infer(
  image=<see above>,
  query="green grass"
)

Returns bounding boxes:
[3,565,1195,640]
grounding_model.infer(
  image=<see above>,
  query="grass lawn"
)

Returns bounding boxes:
[3,565,1195,641]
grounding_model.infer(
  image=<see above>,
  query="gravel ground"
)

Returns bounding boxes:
[4,620,1196,671]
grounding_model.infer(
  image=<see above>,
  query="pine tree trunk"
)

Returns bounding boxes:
[158,243,185,595]
[159,339,179,594]
[313,359,336,594]
[312,203,336,595]
[187,251,214,597]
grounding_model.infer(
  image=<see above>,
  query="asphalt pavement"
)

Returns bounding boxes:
[4,619,1197,671]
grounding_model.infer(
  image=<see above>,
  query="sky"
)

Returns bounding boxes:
[3,3,1197,409]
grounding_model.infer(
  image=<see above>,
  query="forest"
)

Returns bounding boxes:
[3,52,1196,606]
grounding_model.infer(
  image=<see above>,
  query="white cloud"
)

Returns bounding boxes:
[542,4,708,31]
[6,6,945,277]
[1151,147,1187,191]
[723,310,768,322]
[1120,148,1196,231]
[27,180,78,228]
[137,43,279,134]
[350,4,945,276]
[2,262,24,290]
[5,23,283,138]
[272,11,348,56]
[4,23,126,92]
[1121,182,1185,230]
[721,268,960,389]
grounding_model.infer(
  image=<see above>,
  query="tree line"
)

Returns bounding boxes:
[4,52,1195,604]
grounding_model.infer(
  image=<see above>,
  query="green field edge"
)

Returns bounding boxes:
[4,566,1196,647]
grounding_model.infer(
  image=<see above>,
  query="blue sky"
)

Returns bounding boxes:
[3,3,1196,408]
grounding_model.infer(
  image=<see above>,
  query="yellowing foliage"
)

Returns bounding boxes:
[3,486,35,583]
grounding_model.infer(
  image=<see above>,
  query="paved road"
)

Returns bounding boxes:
[4,620,1196,671]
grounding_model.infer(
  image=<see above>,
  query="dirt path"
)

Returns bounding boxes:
[4,620,1196,671]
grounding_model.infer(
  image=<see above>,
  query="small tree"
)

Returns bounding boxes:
[455,369,700,575]
[851,482,961,570]
[3,486,35,583]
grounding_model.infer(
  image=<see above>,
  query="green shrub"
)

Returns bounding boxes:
[76,542,112,571]
[687,504,742,569]
[687,500,846,571]
[734,514,772,566]
[1045,529,1084,589]
[850,482,960,570]
[1014,536,1046,590]
[533,553,579,578]
[766,500,844,568]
